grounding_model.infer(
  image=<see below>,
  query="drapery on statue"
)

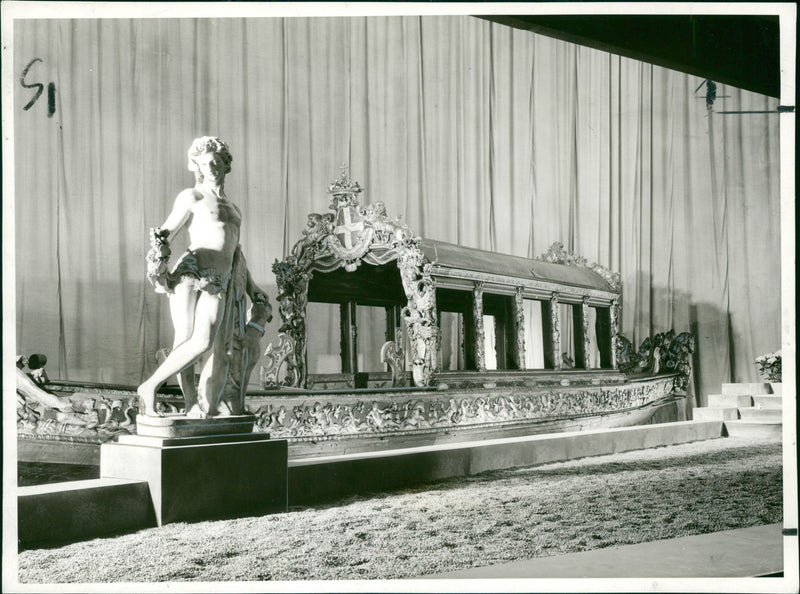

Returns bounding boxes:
[138,136,272,418]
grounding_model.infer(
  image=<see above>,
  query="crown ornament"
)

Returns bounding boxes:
[328,165,364,209]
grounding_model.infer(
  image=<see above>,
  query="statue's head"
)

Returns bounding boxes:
[187,136,233,183]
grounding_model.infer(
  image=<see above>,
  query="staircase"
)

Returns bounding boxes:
[693,382,783,439]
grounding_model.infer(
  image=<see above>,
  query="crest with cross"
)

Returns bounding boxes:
[334,206,366,250]
[325,167,374,266]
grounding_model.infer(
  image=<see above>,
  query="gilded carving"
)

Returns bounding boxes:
[24,368,678,443]
[473,282,486,372]
[581,296,591,369]
[380,341,407,387]
[610,297,620,369]
[398,250,439,386]
[550,292,561,370]
[269,169,438,388]
[17,389,139,441]
[261,333,300,388]
[272,260,310,387]
[539,241,621,292]
[514,287,526,370]
[246,375,677,439]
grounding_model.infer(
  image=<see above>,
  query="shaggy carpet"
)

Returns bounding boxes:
[17,435,782,583]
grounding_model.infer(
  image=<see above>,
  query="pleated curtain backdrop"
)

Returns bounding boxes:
[13,16,781,404]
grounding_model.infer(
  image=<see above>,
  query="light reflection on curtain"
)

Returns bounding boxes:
[523,301,546,370]
[305,302,340,375]
[355,306,387,373]
[483,316,498,370]
[14,16,781,404]
[439,312,464,371]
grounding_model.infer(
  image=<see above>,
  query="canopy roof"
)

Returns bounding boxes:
[419,239,617,293]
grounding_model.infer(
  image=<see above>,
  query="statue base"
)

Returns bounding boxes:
[100,432,287,525]
[135,413,256,438]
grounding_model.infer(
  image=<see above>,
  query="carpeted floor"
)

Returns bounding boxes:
[17,435,782,583]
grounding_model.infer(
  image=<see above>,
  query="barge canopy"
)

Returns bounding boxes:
[269,170,622,389]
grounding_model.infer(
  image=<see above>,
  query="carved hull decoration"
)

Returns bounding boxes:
[248,375,678,440]
[17,382,140,443]
[18,371,683,447]
[268,168,438,388]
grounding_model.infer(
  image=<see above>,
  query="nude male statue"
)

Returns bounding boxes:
[138,136,271,418]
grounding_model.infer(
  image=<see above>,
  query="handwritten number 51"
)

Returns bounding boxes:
[21,58,56,118]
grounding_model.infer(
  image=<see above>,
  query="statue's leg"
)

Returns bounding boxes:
[196,351,217,417]
[170,284,200,414]
[137,288,223,417]
[197,319,235,418]
[186,351,209,418]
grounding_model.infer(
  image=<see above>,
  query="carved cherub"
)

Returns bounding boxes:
[292,212,334,260]
[363,201,410,244]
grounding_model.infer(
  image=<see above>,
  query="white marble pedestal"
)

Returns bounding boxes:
[135,413,257,438]
[100,431,287,526]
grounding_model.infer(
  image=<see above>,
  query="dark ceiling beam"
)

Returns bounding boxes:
[479,15,780,98]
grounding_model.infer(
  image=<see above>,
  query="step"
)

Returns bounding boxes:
[738,408,783,422]
[752,395,783,410]
[18,478,155,547]
[770,383,782,396]
[692,407,740,421]
[721,383,772,396]
[425,523,784,579]
[288,421,725,505]
[707,394,753,408]
[723,420,782,440]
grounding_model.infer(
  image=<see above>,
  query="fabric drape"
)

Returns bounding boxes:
[13,16,781,404]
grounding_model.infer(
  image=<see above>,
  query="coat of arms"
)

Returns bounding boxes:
[326,168,374,269]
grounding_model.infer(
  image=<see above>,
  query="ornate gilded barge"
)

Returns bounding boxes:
[17,171,694,463]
